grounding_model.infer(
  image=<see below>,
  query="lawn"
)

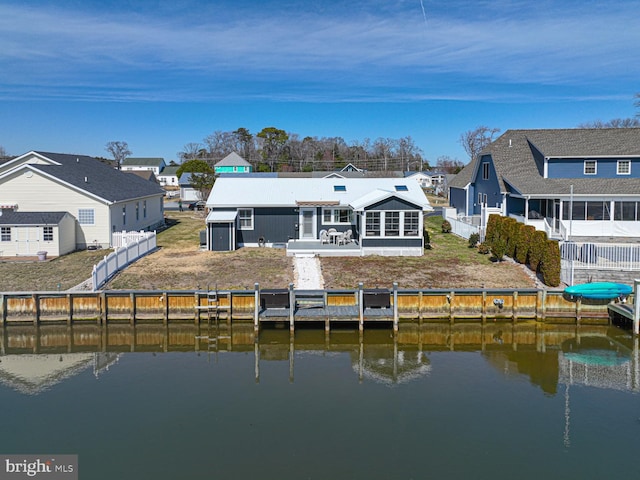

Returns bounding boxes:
[0,212,537,292]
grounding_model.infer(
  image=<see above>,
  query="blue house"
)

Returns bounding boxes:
[205,176,432,256]
[448,128,640,239]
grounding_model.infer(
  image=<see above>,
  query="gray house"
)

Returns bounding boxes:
[205,177,432,256]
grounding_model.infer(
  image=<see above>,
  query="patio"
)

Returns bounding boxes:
[286,240,361,257]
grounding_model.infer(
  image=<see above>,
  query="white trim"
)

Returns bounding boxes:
[237,208,254,230]
[299,208,317,240]
[583,160,597,175]
[617,159,631,175]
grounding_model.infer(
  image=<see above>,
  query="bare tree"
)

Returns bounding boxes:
[578,118,640,128]
[177,142,204,162]
[105,141,132,169]
[436,155,465,174]
[459,126,500,163]
[0,145,7,158]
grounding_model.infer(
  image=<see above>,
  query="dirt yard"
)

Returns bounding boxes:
[107,212,537,291]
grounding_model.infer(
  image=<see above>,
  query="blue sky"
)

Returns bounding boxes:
[1,0,639,164]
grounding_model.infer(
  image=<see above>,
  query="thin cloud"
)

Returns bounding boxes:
[0,2,638,102]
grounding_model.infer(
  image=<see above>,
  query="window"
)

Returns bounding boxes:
[385,212,400,236]
[404,211,419,236]
[238,209,254,230]
[482,163,490,180]
[322,208,353,225]
[617,160,631,175]
[136,203,140,221]
[43,226,53,241]
[78,209,95,225]
[564,201,611,220]
[478,193,483,204]
[584,160,597,175]
[615,201,638,221]
[122,206,127,225]
[365,212,381,236]
[0,227,10,242]
[143,200,147,218]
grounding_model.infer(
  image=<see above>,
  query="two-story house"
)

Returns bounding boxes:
[448,128,640,239]
[121,157,166,176]
[214,152,252,174]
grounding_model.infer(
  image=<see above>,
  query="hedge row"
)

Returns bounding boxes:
[483,214,561,287]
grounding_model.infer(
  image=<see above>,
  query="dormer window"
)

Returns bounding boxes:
[617,160,631,175]
[584,160,597,175]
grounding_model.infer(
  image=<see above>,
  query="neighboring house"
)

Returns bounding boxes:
[0,151,166,253]
[205,177,432,256]
[179,173,201,202]
[448,128,640,239]
[405,172,433,189]
[214,152,252,174]
[157,165,180,187]
[124,170,159,184]
[121,157,166,175]
[0,210,76,257]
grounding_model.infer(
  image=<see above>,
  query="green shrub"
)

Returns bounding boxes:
[502,217,519,258]
[468,233,480,248]
[477,242,491,254]
[485,214,500,245]
[441,220,452,233]
[529,230,548,272]
[541,240,561,287]
[515,225,535,264]
[491,237,508,261]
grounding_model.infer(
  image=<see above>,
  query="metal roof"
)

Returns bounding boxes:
[207,177,432,210]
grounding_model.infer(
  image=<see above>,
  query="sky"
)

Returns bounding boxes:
[1,0,639,165]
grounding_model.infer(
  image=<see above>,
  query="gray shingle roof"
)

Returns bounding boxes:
[463,129,640,196]
[32,152,165,202]
[0,210,68,225]
[214,152,251,167]
[122,157,165,167]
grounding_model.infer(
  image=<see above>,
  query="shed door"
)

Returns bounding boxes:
[16,227,41,255]
[210,223,234,251]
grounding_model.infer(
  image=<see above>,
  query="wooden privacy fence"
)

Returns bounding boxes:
[0,285,619,329]
[92,231,156,290]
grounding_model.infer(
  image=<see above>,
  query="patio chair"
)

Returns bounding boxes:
[339,229,353,245]
[319,229,329,244]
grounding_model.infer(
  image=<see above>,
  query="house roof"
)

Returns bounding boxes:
[453,128,640,197]
[5,151,164,203]
[0,210,68,225]
[124,170,158,183]
[214,152,251,167]
[207,177,432,211]
[122,157,165,167]
[159,165,180,176]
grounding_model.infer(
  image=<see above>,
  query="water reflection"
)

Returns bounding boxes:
[1,323,637,395]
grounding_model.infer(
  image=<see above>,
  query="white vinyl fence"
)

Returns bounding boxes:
[92,231,157,290]
[560,241,640,285]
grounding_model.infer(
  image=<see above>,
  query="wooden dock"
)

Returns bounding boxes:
[0,282,632,333]
[606,279,640,335]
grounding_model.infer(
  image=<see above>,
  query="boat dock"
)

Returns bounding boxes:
[1,282,637,333]
[606,279,640,335]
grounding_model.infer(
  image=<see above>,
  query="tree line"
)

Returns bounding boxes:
[176,127,437,173]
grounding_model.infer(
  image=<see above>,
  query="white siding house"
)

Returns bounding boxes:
[0,151,166,251]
